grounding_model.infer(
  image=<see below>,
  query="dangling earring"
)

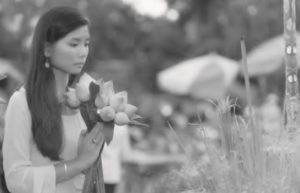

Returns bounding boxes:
[45,58,50,69]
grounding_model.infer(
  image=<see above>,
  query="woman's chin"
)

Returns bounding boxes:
[71,68,83,74]
[71,71,82,75]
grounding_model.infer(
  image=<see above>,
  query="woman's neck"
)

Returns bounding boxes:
[52,68,69,103]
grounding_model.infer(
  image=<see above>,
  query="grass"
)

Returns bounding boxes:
[146,39,300,193]
[147,96,300,193]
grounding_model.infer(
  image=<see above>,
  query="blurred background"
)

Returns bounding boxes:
[0,0,299,193]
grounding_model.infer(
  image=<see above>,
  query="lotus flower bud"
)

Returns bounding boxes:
[100,106,116,122]
[101,94,110,106]
[95,94,106,109]
[78,72,95,89]
[75,83,90,102]
[101,81,115,99]
[119,91,128,104]
[109,91,128,112]
[65,88,80,108]
[96,78,104,88]
[124,104,138,118]
[114,112,130,126]
[75,72,95,102]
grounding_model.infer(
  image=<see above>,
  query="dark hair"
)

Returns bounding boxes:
[26,7,89,160]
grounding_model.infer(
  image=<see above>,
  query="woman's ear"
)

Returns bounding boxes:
[44,42,52,57]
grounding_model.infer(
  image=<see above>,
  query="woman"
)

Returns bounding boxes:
[2,7,107,193]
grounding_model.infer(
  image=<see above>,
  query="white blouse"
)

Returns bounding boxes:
[2,88,86,193]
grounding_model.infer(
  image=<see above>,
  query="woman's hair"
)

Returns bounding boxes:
[26,7,89,160]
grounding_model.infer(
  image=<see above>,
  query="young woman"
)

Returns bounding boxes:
[2,7,107,193]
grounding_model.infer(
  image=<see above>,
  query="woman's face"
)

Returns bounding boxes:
[49,25,90,74]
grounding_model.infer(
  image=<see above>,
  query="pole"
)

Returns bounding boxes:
[283,0,299,136]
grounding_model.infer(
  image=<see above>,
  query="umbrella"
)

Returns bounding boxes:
[157,53,239,99]
[246,33,300,76]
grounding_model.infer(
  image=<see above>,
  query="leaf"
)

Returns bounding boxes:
[131,114,143,120]
[89,82,100,102]
[78,82,101,132]
[79,83,100,131]
[129,120,150,128]
[80,102,97,132]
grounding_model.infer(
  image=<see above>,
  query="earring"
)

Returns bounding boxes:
[45,58,50,69]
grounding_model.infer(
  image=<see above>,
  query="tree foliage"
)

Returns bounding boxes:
[0,0,299,94]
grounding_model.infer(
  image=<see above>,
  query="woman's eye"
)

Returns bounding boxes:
[85,42,90,47]
[69,43,78,47]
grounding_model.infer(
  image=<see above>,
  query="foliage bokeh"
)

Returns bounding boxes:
[1,1,300,193]
[2,0,300,96]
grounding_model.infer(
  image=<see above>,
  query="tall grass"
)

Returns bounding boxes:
[151,95,300,193]
[150,39,300,193]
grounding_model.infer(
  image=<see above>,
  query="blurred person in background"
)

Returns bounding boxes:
[260,93,282,143]
[1,7,111,193]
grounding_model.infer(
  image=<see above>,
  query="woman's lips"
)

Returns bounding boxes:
[75,63,84,68]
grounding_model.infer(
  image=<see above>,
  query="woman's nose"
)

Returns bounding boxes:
[78,45,89,58]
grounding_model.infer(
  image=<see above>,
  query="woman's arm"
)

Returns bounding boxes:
[3,90,105,192]
[3,91,57,193]
[55,123,105,183]
[3,90,99,192]
[54,159,85,183]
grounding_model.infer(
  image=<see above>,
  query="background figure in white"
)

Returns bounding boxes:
[260,93,282,144]
[102,125,129,193]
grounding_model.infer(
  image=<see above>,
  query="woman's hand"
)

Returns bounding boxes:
[76,123,105,170]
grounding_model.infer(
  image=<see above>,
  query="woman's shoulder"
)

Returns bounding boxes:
[8,86,27,107]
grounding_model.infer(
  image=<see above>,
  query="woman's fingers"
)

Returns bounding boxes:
[86,123,103,146]
[80,129,87,136]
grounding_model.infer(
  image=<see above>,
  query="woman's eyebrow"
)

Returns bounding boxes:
[70,37,90,41]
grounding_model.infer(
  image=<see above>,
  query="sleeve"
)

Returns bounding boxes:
[2,91,56,193]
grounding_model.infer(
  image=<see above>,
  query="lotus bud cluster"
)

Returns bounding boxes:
[65,73,142,126]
